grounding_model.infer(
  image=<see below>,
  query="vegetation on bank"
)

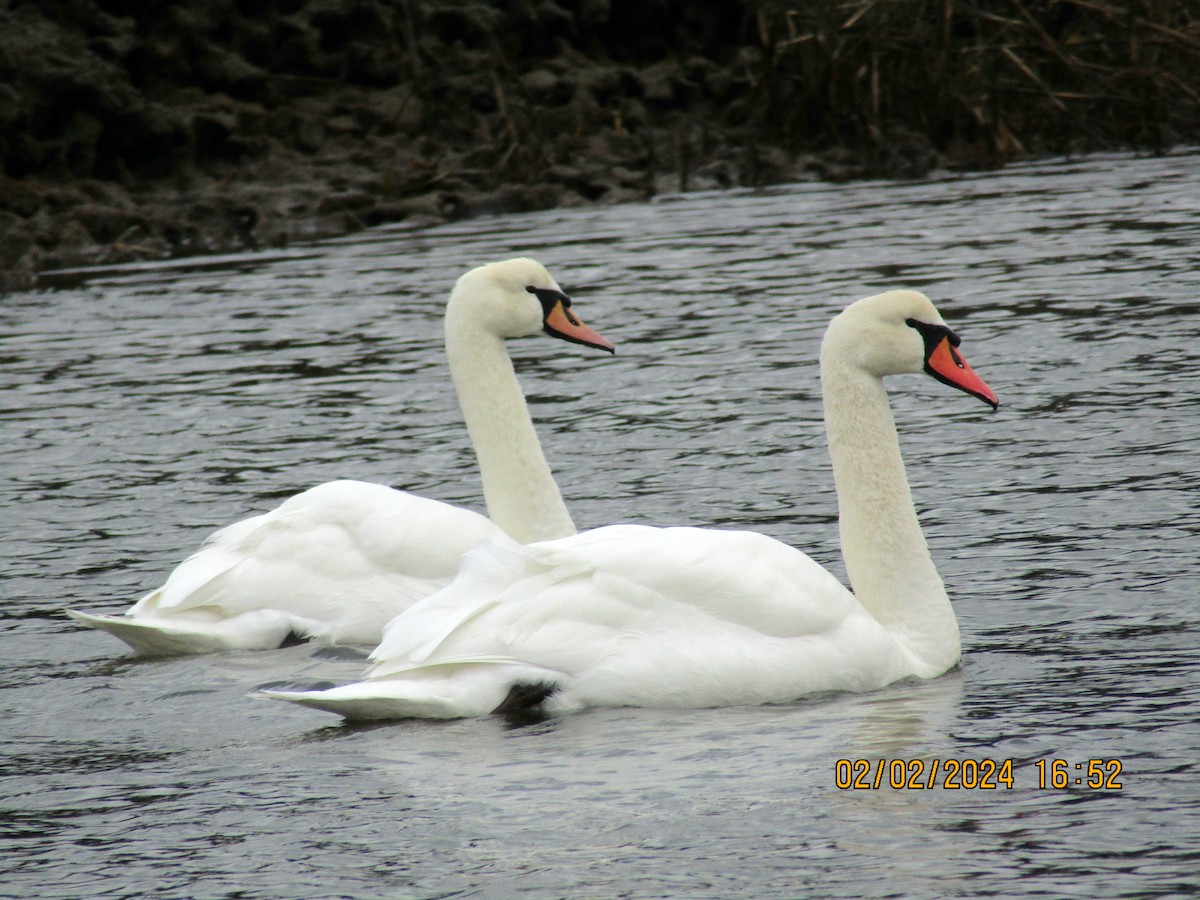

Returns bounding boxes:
[750,0,1200,165]
[1,0,1197,288]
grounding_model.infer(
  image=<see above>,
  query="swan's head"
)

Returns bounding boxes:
[448,258,614,353]
[823,290,998,409]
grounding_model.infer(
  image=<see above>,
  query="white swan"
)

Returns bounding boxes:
[266,289,998,719]
[65,258,614,655]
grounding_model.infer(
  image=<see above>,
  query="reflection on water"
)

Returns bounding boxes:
[3,151,1199,898]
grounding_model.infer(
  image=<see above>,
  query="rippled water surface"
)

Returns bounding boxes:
[4,152,1199,898]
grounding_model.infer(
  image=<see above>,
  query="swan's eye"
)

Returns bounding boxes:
[528,286,575,322]
[527,284,569,306]
[906,318,959,345]
[906,317,963,361]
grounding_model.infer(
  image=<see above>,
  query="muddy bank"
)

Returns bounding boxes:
[2,0,1198,291]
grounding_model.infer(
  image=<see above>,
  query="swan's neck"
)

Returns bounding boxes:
[820,354,960,675]
[445,315,576,544]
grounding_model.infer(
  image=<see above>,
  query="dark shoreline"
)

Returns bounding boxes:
[3,0,1198,293]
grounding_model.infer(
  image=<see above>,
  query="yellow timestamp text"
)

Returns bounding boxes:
[1033,758,1123,790]
[834,758,1124,790]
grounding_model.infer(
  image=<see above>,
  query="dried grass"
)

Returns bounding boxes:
[742,0,1200,164]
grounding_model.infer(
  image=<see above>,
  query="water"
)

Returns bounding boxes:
[3,151,1199,898]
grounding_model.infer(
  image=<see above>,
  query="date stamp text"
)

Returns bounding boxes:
[834,758,1123,790]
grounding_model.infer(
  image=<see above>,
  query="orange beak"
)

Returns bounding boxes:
[543,299,615,354]
[925,337,998,409]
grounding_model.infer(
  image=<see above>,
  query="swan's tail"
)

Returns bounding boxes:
[262,658,565,721]
[64,608,312,656]
[262,683,474,721]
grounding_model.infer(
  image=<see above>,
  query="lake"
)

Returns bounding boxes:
[3,150,1199,898]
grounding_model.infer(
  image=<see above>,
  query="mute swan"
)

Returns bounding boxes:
[266,289,998,720]
[65,258,614,655]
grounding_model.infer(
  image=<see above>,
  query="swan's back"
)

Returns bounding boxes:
[366,524,911,712]
[130,481,510,645]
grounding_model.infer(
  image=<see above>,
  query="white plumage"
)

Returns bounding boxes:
[268,289,999,720]
[66,258,613,655]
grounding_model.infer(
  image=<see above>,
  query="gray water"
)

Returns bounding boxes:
[3,151,1199,898]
